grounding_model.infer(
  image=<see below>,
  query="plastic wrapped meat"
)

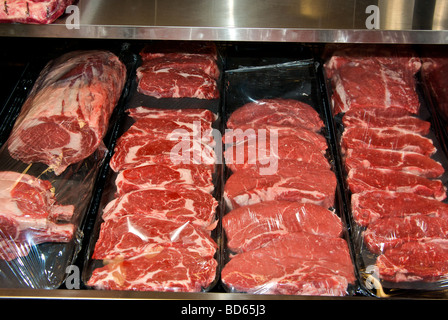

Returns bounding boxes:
[324,45,421,115]
[223,201,343,253]
[87,247,218,292]
[0,171,75,261]
[8,50,126,175]
[0,0,75,24]
[221,232,355,296]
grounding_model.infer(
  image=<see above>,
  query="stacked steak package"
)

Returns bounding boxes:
[84,42,221,292]
[0,49,127,288]
[220,54,355,296]
[325,45,448,296]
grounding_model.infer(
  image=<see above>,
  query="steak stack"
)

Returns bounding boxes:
[136,41,220,99]
[221,98,355,296]
[87,106,219,292]
[325,46,448,285]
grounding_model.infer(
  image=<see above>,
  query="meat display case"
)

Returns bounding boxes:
[1,0,448,303]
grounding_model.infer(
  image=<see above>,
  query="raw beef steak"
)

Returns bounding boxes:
[325,45,421,77]
[351,190,448,227]
[137,65,219,99]
[224,165,337,210]
[221,232,355,296]
[127,106,217,123]
[223,201,342,253]
[7,50,126,175]
[109,133,216,172]
[88,247,217,292]
[101,187,218,229]
[224,134,330,173]
[364,215,448,255]
[92,215,217,260]
[341,127,436,156]
[223,124,328,151]
[325,46,421,115]
[347,168,447,201]
[226,99,324,132]
[115,163,214,195]
[0,0,75,24]
[376,239,448,282]
[138,54,219,79]
[344,147,444,178]
[342,107,431,135]
[0,171,75,261]
[116,116,216,146]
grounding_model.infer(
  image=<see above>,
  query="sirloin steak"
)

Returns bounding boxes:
[221,232,355,296]
[224,134,330,173]
[364,215,448,255]
[223,124,328,151]
[226,99,324,132]
[224,164,337,210]
[341,127,436,156]
[344,147,444,178]
[351,190,448,227]
[223,200,342,253]
[376,239,448,283]
[325,46,421,115]
[342,107,431,135]
[88,247,217,292]
[7,50,126,175]
[347,168,447,201]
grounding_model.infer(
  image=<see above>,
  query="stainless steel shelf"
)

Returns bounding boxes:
[1,0,448,44]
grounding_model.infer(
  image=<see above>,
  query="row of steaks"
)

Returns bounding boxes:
[325,46,448,286]
[86,43,222,291]
[220,98,355,296]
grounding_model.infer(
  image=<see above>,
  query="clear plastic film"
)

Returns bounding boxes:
[0,49,128,289]
[220,44,356,297]
[323,44,448,297]
[82,41,223,292]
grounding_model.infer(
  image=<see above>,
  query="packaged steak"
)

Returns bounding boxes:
[0,49,130,289]
[324,44,448,297]
[0,0,75,24]
[136,41,220,100]
[220,46,356,297]
[8,50,127,175]
[82,42,223,292]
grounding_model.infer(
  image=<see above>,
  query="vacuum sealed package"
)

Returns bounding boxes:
[82,41,224,292]
[0,49,128,288]
[220,45,357,297]
[324,44,448,298]
[0,0,75,24]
